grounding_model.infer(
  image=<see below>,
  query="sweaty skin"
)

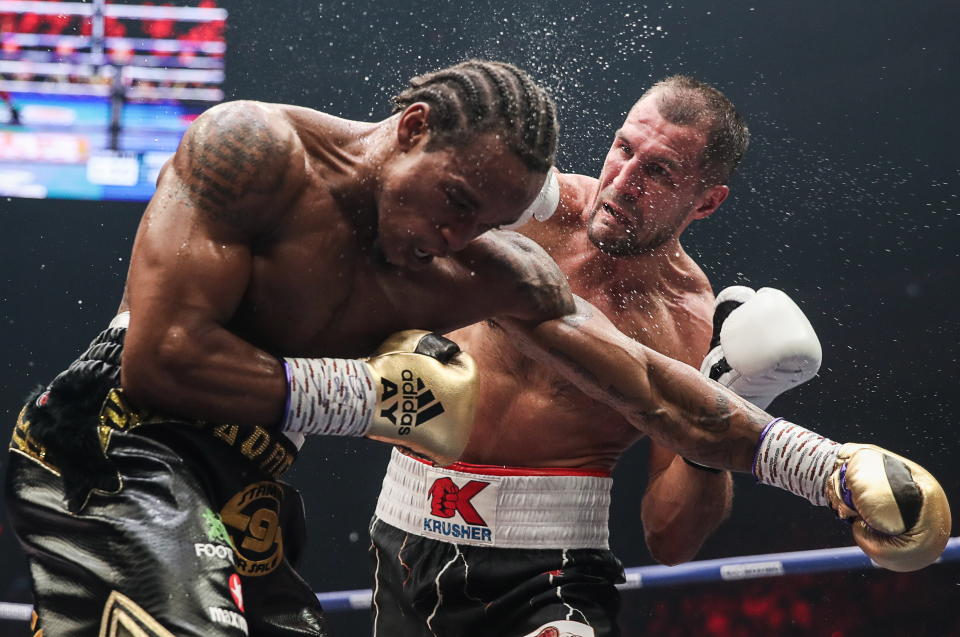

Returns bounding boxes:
[454,175,714,470]
[485,107,769,477]
[449,92,739,564]
[451,174,730,564]
[118,100,573,427]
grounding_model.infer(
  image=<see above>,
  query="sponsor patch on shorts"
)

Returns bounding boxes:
[194,542,235,564]
[208,607,248,634]
[229,574,244,612]
[421,475,499,544]
[220,481,285,577]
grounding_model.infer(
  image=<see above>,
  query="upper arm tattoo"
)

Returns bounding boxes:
[177,102,293,224]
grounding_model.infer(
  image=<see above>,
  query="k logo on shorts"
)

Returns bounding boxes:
[220,481,285,577]
[428,477,489,526]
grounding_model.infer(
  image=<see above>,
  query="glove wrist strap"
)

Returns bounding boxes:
[281,357,375,437]
[752,418,840,506]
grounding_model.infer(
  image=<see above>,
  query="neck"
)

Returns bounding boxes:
[327,115,399,245]
[579,230,692,294]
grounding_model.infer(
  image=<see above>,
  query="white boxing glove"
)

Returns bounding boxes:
[699,286,821,410]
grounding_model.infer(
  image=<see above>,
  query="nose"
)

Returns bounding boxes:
[439,221,476,253]
[610,160,643,201]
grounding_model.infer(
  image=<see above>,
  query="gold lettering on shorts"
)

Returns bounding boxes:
[212,424,239,446]
[220,481,285,577]
[240,427,270,459]
[261,442,293,477]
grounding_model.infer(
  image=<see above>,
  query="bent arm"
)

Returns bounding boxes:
[121,101,303,425]
[499,296,772,472]
[642,441,732,565]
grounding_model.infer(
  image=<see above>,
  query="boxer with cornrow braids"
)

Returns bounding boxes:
[6,59,571,636]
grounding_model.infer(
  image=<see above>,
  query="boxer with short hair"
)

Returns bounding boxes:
[5,59,572,636]
[368,76,949,637]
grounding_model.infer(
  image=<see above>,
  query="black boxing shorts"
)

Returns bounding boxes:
[5,321,329,636]
[368,448,625,637]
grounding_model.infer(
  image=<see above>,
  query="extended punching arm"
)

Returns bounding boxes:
[498,295,950,571]
[499,295,766,471]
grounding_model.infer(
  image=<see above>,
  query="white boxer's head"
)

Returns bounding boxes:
[587,76,749,256]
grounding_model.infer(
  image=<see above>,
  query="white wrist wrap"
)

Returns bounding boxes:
[752,418,841,507]
[281,357,376,437]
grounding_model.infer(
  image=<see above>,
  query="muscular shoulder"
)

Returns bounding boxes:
[518,172,597,251]
[671,253,715,363]
[681,254,715,319]
[555,172,598,223]
[457,231,576,322]
[171,100,305,223]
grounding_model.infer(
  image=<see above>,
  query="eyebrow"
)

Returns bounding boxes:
[447,180,481,210]
[614,129,680,171]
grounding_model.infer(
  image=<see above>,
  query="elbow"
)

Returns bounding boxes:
[645,530,700,566]
[121,325,192,410]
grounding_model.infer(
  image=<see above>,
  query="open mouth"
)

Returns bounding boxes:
[601,202,631,226]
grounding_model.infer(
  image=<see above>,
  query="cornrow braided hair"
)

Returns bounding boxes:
[391,59,558,173]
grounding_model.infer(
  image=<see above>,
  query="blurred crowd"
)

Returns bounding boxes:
[621,567,960,637]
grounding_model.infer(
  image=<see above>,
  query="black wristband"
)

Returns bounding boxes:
[683,457,723,473]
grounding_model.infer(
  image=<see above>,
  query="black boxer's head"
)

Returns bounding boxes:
[376,60,558,270]
[588,76,749,256]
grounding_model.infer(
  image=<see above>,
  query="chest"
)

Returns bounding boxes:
[229,200,474,358]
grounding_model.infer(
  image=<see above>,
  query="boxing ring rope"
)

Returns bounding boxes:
[1,538,957,621]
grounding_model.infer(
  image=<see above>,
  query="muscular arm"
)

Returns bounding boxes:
[499,296,771,472]
[642,441,732,564]
[639,292,733,565]
[121,101,304,425]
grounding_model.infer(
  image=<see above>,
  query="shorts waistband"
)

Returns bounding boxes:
[99,388,298,479]
[375,448,611,550]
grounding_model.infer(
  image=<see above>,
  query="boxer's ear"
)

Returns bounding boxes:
[397,102,431,151]
[692,184,729,220]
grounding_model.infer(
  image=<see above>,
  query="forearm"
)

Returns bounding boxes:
[122,318,286,426]
[641,457,732,565]
[499,296,771,472]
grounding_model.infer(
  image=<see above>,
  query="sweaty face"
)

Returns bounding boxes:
[588,95,712,256]
[377,132,545,270]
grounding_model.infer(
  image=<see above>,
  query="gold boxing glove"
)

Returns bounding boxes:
[282,331,477,467]
[363,330,477,467]
[826,443,951,572]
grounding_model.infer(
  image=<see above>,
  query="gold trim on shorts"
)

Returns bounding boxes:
[99,591,176,637]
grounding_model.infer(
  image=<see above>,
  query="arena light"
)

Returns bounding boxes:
[0,1,226,21]
[3,33,227,54]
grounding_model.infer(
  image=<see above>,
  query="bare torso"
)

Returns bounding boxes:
[119,101,570,425]
[451,173,715,471]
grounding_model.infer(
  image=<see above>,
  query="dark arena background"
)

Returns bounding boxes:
[1,1,958,635]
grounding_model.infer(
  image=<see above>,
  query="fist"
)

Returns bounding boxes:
[701,286,821,410]
[429,477,460,518]
[827,443,951,572]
